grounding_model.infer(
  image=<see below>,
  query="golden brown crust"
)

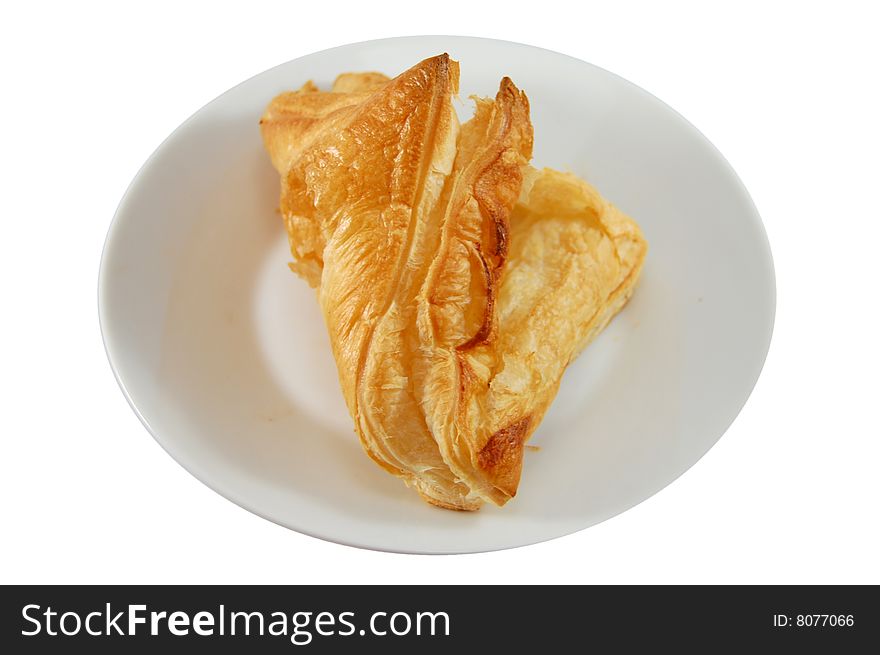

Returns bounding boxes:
[263,55,478,509]
[331,71,390,93]
[414,79,536,505]
[477,416,532,499]
[259,56,647,510]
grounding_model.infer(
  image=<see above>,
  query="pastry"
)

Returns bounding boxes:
[260,54,647,510]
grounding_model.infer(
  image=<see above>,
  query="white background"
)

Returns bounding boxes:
[2,0,878,584]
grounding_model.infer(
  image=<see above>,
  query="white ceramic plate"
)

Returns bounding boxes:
[99,36,775,554]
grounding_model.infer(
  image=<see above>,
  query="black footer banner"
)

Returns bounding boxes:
[2,585,876,652]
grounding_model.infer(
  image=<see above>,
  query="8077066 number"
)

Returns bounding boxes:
[797,614,853,627]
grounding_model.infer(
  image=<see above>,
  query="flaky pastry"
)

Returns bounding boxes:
[260,55,647,510]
